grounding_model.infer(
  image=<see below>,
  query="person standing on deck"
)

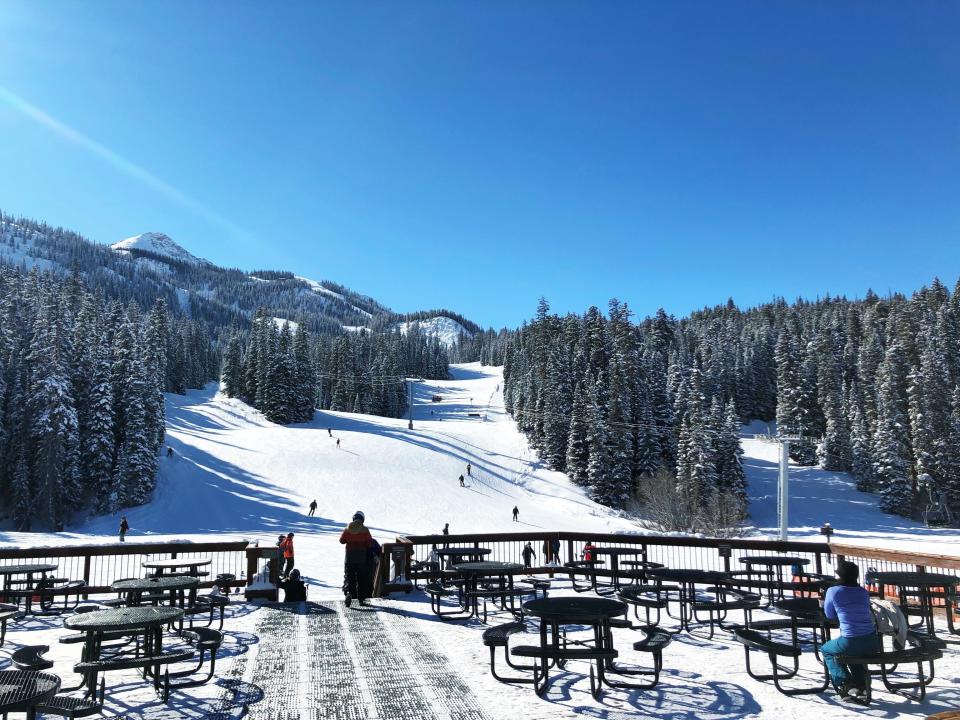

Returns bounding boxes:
[340,511,374,606]
[522,542,536,568]
[281,533,295,578]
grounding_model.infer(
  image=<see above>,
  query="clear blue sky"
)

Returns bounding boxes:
[0,2,957,328]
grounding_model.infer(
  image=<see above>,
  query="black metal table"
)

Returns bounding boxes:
[141,557,212,577]
[739,556,809,605]
[871,571,959,638]
[770,597,834,657]
[111,576,200,621]
[434,547,492,571]
[522,596,641,696]
[0,564,58,615]
[590,548,644,590]
[64,605,184,697]
[0,670,61,720]
[647,567,732,633]
[452,562,525,620]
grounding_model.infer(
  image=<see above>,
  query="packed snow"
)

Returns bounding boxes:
[111,232,212,266]
[397,316,472,347]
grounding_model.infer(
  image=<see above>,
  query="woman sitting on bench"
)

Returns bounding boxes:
[820,561,880,701]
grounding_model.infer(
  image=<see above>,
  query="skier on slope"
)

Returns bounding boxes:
[459,474,465,487]
[512,506,519,522]
[466,463,472,477]
[118,516,129,543]
[308,499,317,517]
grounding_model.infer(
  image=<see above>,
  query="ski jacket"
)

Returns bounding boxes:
[119,520,129,532]
[340,521,373,563]
[281,538,294,559]
[279,578,307,602]
[870,598,908,649]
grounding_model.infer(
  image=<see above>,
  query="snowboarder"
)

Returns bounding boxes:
[340,511,374,607]
[336,438,341,449]
[278,568,307,602]
[521,542,535,568]
[280,533,295,578]
[308,499,317,517]
[512,506,519,522]
[328,428,332,437]
[167,446,174,458]
[459,474,465,487]
[466,463,472,477]
[821,561,881,702]
[118,516,129,543]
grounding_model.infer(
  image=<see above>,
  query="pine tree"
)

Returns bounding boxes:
[221,331,244,398]
[565,380,590,486]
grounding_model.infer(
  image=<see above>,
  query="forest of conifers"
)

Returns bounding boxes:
[458,279,960,523]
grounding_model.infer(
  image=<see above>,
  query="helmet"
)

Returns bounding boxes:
[352,511,365,522]
[289,569,301,580]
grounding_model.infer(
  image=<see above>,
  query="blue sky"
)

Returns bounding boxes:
[0,2,957,328]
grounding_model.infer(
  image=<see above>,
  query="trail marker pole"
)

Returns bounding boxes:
[408,380,414,430]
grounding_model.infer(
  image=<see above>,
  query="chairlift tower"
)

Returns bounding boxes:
[775,434,806,542]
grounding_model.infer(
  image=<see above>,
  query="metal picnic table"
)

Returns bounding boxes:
[0,670,61,720]
[0,564,59,615]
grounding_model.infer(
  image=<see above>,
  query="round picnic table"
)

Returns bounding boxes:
[870,571,960,638]
[64,606,184,697]
[0,564,58,616]
[111,576,200,615]
[434,547,491,571]
[141,557,212,577]
[738,556,810,605]
[590,548,645,590]
[646,568,732,633]
[0,670,61,720]
[769,597,835,654]
[522,596,642,696]
[452,562,525,619]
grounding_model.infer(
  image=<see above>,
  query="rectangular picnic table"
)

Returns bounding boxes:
[0,564,59,616]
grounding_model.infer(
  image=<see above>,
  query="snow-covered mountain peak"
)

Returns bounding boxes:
[111,232,211,266]
[397,316,472,347]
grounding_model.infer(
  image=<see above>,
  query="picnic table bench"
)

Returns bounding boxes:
[733,627,830,696]
[836,632,943,703]
[12,646,53,672]
[0,603,23,646]
[482,621,532,683]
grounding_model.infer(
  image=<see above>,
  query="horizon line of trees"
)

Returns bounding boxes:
[220,309,452,423]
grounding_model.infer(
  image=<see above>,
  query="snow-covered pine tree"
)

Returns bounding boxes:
[565,379,590,486]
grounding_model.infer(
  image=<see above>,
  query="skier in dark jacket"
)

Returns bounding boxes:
[512,506,519,522]
[118,517,129,543]
[522,542,536,568]
[308,499,317,517]
[459,474,465,487]
[340,511,373,606]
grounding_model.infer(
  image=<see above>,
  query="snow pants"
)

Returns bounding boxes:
[344,560,369,601]
[821,632,881,690]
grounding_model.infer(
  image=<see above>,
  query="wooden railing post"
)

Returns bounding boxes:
[82,553,92,600]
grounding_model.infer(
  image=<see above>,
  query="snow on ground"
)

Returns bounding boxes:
[270,316,299,331]
[397,317,472,347]
[743,431,960,556]
[0,364,638,598]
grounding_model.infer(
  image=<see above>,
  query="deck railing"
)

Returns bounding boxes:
[0,540,250,595]
[381,531,960,591]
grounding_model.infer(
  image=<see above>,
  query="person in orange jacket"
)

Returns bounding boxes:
[340,511,373,606]
[281,532,295,578]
